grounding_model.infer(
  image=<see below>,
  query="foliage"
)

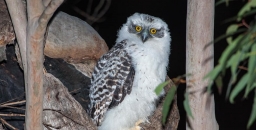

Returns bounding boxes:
[155,80,177,124]
[155,75,192,124]
[206,0,256,129]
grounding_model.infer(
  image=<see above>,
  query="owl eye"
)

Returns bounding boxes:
[135,26,142,32]
[150,28,157,34]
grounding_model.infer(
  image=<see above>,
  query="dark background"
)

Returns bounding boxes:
[59,0,255,130]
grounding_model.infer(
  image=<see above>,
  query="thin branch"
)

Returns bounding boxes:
[0,117,18,130]
[43,109,85,126]
[0,100,26,106]
[73,0,111,24]
[86,0,93,14]
[0,113,25,117]
[0,106,25,111]
[238,66,248,71]
[0,95,24,105]
[92,0,105,17]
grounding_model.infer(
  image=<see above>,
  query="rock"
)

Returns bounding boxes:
[45,11,108,63]
[43,73,97,130]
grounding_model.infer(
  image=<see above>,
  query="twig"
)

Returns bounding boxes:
[0,95,25,105]
[239,66,248,71]
[72,0,111,24]
[0,113,25,117]
[92,0,105,17]
[43,108,84,126]
[0,100,25,106]
[0,117,18,130]
[0,105,25,111]
[69,88,81,94]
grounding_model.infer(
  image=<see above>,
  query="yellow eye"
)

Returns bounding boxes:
[150,28,157,34]
[135,26,142,32]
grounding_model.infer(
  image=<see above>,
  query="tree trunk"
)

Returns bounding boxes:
[5,0,64,129]
[186,0,219,130]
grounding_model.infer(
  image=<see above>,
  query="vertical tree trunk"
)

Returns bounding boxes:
[5,0,27,86]
[5,0,63,129]
[186,0,218,130]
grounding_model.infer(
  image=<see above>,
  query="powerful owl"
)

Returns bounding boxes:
[88,13,171,130]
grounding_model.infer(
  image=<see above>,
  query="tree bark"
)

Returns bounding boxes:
[186,0,219,130]
[5,0,64,129]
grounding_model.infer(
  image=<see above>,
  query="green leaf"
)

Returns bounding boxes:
[162,86,177,124]
[229,52,240,83]
[245,44,256,97]
[247,89,256,129]
[226,24,239,44]
[223,9,256,23]
[215,0,227,6]
[215,75,223,88]
[237,0,256,21]
[205,65,221,80]
[205,65,221,93]
[229,73,249,103]
[183,92,193,118]
[214,28,247,44]
[219,35,244,65]
[155,81,170,96]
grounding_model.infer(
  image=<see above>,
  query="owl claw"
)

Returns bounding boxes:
[130,119,144,130]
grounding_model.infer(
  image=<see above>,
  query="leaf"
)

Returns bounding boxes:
[229,73,249,103]
[215,0,227,6]
[205,65,221,80]
[183,92,193,118]
[247,89,256,129]
[223,9,256,23]
[226,24,239,44]
[229,52,241,83]
[214,28,247,44]
[237,0,256,21]
[245,44,256,97]
[155,80,170,96]
[205,65,221,93]
[215,75,223,94]
[219,34,244,65]
[162,86,177,124]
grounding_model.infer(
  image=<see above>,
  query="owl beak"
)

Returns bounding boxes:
[141,31,149,43]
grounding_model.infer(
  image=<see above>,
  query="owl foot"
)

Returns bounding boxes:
[130,119,144,130]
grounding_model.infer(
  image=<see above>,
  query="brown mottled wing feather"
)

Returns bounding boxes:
[88,40,135,126]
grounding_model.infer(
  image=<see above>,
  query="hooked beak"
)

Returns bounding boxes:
[141,31,149,43]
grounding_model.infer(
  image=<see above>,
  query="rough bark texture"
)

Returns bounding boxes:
[43,73,97,130]
[186,0,219,130]
[141,79,180,130]
[0,0,15,47]
[25,0,64,129]
[5,0,27,77]
[0,46,6,62]
[0,0,15,62]
[45,12,109,63]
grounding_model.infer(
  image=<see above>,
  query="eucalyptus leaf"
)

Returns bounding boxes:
[162,86,177,124]
[237,0,256,21]
[215,0,227,6]
[155,80,170,96]
[230,73,249,103]
[245,44,256,98]
[247,89,256,129]
[226,24,239,44]
[184,92,193,118]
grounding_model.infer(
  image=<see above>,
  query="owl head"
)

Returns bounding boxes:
[116,13,171,46]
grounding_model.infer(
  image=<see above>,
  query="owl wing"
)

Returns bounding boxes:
[88,40,135,125]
